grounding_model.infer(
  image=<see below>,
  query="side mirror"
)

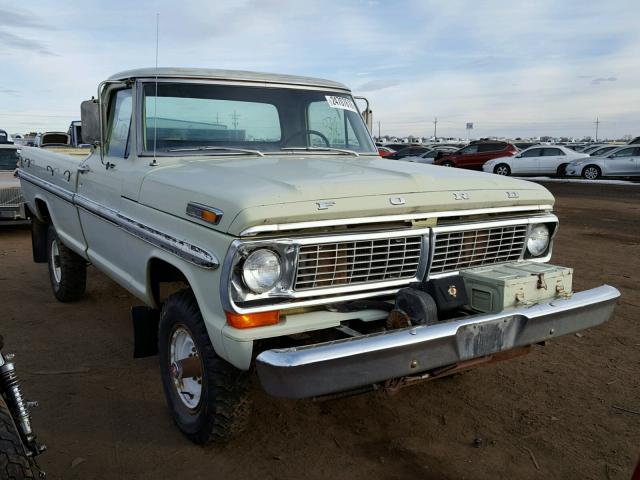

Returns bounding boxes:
[80,99,101,145]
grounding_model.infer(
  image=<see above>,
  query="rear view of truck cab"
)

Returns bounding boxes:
[16,68,619,445]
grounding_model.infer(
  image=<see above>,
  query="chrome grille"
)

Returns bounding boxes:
[430,225,527,274]
[294,236,423,290]
[0,187,23,207]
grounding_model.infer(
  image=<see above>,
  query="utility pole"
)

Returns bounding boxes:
[378,121,381,139]
[594,117,600,142]
[433,117,438,140]
[230,111,240,130]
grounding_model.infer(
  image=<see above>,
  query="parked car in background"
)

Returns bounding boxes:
[483,146,587,177]
[400,149,440,164]
[383,143,411,152]
[377,146,395,157]
[588,145,618,157]
[0,144,26,221]
[579,144,606,154]
[388,145,431,159]
[514,142,539,150]
[35,131,71,147]
[0,130,12,144]
[434,141,517,169]
[566,145,640,179]
[431,145,460,153]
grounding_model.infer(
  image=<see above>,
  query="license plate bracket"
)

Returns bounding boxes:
[456,316,524,360]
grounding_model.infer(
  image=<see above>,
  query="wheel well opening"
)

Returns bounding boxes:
[34,199,51,222]
[149,258,190,308]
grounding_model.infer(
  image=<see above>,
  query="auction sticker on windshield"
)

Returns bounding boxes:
[325,95,358,112]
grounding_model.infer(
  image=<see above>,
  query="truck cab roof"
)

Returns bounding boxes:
[108,67,350,91]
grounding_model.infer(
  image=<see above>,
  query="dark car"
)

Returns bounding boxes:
[514,142,539,150]
[383,143,411,151]
[434,141,518,170]
[0,129,12,144]
[389,145,431,159]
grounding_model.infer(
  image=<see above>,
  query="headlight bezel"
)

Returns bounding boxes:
[241,248,283,294]
[525,222,554,258]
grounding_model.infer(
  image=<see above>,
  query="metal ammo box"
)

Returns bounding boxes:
[460,262,573,313]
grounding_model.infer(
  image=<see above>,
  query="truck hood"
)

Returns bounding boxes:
[138,155,554,236]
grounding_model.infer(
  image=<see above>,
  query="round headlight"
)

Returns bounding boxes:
[242,249,282,293]
[527,224,550,256]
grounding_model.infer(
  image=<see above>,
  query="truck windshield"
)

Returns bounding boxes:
[141,83,376,155]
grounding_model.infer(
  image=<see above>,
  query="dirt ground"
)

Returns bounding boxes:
[1,182,638,480]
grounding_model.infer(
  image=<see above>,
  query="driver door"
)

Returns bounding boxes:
[604,147,636,175]
[76,87,137,285]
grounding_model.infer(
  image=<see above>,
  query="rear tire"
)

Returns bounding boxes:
[158,289,252,444]
[494,164,511,176]
[582,165,601,180]
[46,224,86,302]
[0,397,42,480]
[556,163,568,177]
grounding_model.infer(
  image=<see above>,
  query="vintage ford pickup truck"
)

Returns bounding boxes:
[17,68,619,444]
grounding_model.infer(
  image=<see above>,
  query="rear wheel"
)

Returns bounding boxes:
[158,289,252,444]
[46,224,86,302]
[582,165,601,180]
[556,163,568,177]
[0,397,42,480]
[494,164,511,176]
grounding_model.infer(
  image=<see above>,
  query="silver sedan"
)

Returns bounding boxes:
[566,145,640,179]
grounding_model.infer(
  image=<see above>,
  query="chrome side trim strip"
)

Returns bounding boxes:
[17,169,219,269]
[238,204,555,236]
[16,169,74,203]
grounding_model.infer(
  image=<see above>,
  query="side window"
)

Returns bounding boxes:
[478,143,500,152]
[308,100,362,149]
[460,145,478,154]
[612,148,634,157]
[634,147,640,156]
[106,89,132,158]
[544,148,563,156]
[522,148,542,158]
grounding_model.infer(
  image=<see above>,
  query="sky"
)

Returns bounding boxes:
[0,0,638,140]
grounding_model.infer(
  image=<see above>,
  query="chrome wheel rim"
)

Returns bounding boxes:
[495,166,509,175]
[51,239,62,283]
[169,326,202,410]
[585,167,598,180]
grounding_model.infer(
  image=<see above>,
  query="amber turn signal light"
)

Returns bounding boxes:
[186,202,223,225]
[226,310,280,329]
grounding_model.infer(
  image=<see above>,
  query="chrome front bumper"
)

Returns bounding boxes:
[256,285,620,398]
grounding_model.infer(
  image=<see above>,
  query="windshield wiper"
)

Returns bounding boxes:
[281,147,360,157]
[167,146,264,157]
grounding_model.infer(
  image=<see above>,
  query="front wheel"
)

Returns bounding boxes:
[158,289,252,444]
[0,397,43,479]
[582,165,601,180]
[46,225,86,302]
[494,164,511,176]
